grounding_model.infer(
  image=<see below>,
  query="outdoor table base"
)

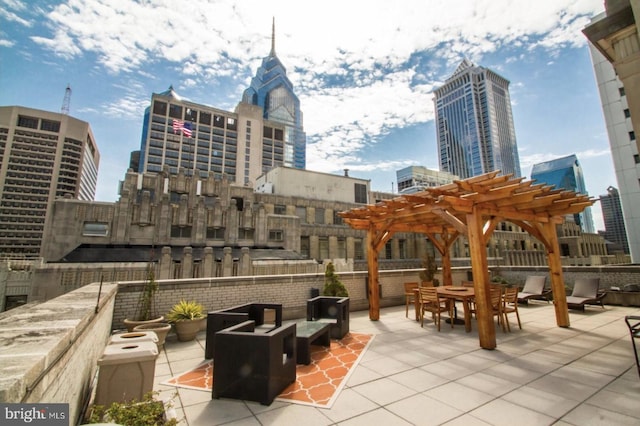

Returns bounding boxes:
[294,320,331,364]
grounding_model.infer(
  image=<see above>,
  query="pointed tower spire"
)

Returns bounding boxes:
[270,17,276,57]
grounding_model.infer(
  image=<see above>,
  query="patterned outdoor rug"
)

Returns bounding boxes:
[162,332,374,408]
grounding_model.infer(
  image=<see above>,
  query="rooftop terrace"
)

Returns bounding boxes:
[155,302,640,426]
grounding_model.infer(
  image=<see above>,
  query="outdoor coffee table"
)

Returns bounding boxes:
[294,320,331,364]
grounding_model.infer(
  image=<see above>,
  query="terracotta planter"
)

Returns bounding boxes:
[174,317,206,342]
[133,322,172,347]
[123,316,165,332]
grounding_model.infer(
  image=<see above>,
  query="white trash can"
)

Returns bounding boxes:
[94,341,158,406]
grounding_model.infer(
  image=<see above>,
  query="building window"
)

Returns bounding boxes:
[40,119,61,133]
[354,239,364,260]
[274,128,284,140]
[624,109,631,119]
[300,236,310,258]
[315,208,325,224]
[333,210,343,225]
[619,87,625,97]
[239,228,254,239]
[319,237,329,259]
[184,108,197,122]
[634,154,640,164]
[630,131,636,141]
[269,230,284,241]
[213,115,225,128]
[295,206,307,223]
[384,241,392,259]
[171,226,191,238]
[337,238,346,259]
[82,222,109,236]
[354,183,367,203]
[169,104,182,119]
[5,295,28,311]
[274,204,286,215]
[206,227,225,239]
[399,239,407,259]
[153,101,167,115]
[17,115,38,129]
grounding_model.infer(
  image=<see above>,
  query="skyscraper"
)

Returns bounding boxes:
[433,59,521,179]
[242,19,306,170]
[600,186,629,254]
[137,21,305,186]
[396,166,458,194]
[531,154,595,234]
[0,106,100,257]
[584,8,640,263]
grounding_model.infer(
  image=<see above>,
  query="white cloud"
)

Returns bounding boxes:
[23,0,605,177]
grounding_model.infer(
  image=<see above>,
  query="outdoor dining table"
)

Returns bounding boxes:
[414,286,475,332]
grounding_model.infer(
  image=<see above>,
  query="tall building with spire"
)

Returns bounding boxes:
[433,59,521,179]
[242,19,306,170]
[136,20,305,186]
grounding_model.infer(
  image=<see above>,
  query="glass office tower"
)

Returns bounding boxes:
[241,20,306,170]
[434,59,521,179]
[531,154,596,234]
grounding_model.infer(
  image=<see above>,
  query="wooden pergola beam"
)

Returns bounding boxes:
[338,171,594,347]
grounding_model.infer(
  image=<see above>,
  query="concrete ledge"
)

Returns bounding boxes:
[0,281,117,424]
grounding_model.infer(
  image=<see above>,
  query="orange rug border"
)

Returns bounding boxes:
[161,332,374,408]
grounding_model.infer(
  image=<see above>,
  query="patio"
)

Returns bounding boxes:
[153,302,640,425]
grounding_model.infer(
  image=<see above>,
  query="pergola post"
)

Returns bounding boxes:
[467,206,496,349]
[366,227,380,320]
[441,251,453,287]
[542,221,570,327]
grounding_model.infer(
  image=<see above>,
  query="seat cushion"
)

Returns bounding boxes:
[572,279,599,298]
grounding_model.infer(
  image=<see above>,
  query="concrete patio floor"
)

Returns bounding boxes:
[153,302,640,425]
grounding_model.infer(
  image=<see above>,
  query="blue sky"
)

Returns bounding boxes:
[0,0,615,230]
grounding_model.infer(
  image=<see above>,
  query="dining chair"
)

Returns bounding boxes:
[460,280,477,317]
[419,287,453,331]
[502,286,521,331]
[421,281,435,288]
[489,286,506,332]
[404,282,420,318]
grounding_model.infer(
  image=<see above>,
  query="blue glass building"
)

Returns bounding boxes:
[434,59,521,179]
[242,20,306,170]
[531,154,595,233]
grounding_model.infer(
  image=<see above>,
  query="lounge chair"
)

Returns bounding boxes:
[517,276,550,304]
[566,278,606,311]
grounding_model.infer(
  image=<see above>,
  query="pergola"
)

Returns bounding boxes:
[339,171,595,349]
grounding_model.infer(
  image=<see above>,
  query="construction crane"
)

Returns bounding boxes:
[61,84,71,115]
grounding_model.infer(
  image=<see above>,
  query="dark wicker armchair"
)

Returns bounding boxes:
[306,296,350,339]
[205,303,283,359]
[212,320,296,405]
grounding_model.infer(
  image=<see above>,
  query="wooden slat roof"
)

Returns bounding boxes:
[339,171,594,233]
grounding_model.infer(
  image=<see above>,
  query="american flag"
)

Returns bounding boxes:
[172,120,193,137]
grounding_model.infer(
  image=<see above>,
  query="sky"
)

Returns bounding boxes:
[0,0,616,231]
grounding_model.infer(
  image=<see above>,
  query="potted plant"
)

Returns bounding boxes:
[419,254,439,286]
[124,264,167,332]
[166,299,206,342]
[322,262,349,297]
[85,391,178,425]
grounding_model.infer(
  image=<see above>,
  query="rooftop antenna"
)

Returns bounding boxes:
[61,84,71,115]
[270,17,276,56]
